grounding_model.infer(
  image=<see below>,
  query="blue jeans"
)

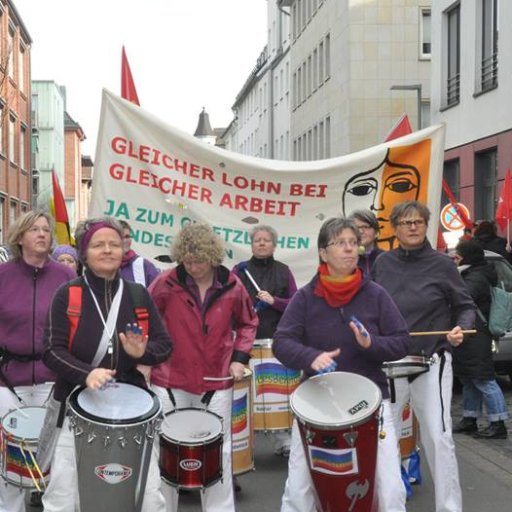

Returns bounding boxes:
[459,377,508,421]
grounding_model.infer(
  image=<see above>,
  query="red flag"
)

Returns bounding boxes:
[51,169,72,245]
[441,179,472,229]
[495,169,512,231]
[121,46,140,105]
[384,114,413,141]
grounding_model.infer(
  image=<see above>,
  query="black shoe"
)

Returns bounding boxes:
[474,421,508,439]
[453,417,477,434]
[233,477,242,493]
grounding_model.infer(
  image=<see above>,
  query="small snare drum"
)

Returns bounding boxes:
[382,355,432,379]
[0,406,49,489]
[159,408,223,489]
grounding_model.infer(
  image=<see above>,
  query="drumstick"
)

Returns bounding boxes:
[409,329,477,336]
[13,404,30,419]
[203,376,234,381]
[238,261,261,293]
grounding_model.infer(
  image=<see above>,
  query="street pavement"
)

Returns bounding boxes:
[24,376,512,511]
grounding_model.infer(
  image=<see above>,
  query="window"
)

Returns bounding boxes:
[313,48,318,90]
[319,41,324,83]
[9,201,16,224]
[0,196,4,243]
[325,34,331,78]
[7,28,14,79]
[420,8,432,58]
[0,104,3,153]
[474,149,497,220]
[442,159,460,205]
[421,100,431,129]
[325,116,331,158]
[446,4,460,106]
[9,115,15,163]
[480,0,498,92]
[20,126,26,170]
[19,45,25,92]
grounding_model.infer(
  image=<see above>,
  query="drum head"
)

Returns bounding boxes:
[69,382,161,425]
[1,407,46,439]
[290,372,381,429]
[161,409,223,444]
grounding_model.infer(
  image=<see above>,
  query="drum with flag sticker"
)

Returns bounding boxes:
[290,372,381,512]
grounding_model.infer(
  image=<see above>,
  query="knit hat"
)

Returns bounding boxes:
[52,244,78,263]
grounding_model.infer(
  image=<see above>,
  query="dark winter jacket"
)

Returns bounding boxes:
[453,262,498,379]
[43,269,172,402]
[372,240,476,357]
[233,256,297,339]
[273,273,411,399]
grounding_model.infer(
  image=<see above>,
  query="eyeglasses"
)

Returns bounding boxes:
[325,239,359,249]
[396,219,426,228]
[355,224,373,231]
[27,226,51,234]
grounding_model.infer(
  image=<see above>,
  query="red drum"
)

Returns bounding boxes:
[291,372,382,512]
[159,408,223,489]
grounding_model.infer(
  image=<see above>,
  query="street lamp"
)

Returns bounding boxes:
[390,84,422,131]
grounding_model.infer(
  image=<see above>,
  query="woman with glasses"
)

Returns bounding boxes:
[348,209,384,274]
[372,200,475,512]
[273,217,410,512]
[0,211,75,512]
[41,217,172,511]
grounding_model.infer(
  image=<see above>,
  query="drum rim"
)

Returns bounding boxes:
[290,372,382,429]
[382,354,430,367]
[0,406,46,439]
[68,384,161,426]
[160,407,223,445]
[252,338,273,347]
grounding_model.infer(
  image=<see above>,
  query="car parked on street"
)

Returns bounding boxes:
[485,250,512,381]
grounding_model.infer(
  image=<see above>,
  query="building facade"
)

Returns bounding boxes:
[0,0,32,243]
[431,0,512,224]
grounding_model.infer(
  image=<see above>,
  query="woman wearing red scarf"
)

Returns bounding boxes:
[273,217,410,512]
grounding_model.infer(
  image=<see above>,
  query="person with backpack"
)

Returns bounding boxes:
[452,239,508,439]
[41,217,172,511]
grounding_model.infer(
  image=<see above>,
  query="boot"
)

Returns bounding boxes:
[453,417,477,434]
[474,421,508,439]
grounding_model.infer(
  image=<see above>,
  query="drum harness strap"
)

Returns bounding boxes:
[165,389,217,409]
[388,349,448,432]
[0,347,42,402]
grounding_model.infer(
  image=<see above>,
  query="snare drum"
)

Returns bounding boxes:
[159,408,223,489]
[0,406,49,489]
[291,372,381,512]
[382,355,431,379]
[249,338,301,431]
[232,368,254,476]
[68,383,161,512]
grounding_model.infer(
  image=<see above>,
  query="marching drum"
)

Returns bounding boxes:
[68,382,161,512]
[0,406,49,490]
[232,368,254,475]
[291,372,382,512]
[382,355,432,379]
[249,339,301,431]
[159,408,223,489]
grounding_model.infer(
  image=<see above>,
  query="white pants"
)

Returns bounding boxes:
[152,385,236,512]
[390,352,462,512]
[41,417,166,512]
[280,400,406,512]
[0,383,53,512]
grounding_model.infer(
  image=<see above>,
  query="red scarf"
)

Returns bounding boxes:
[314,263,363,307]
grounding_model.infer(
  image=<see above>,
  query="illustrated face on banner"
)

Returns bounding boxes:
[342,140,431,249]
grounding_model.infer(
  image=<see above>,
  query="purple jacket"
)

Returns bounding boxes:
[120,250,160,287]
[0,258,75,387]
[273,274,410,398]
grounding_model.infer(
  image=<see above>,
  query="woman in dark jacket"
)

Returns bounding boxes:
[453,239,508,439]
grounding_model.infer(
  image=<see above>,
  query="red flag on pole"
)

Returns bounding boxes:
[51,169,72,245]
[441,179,472,229]
[495,169,512,231]
[121,46,140,105]
[384,113,413,142]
